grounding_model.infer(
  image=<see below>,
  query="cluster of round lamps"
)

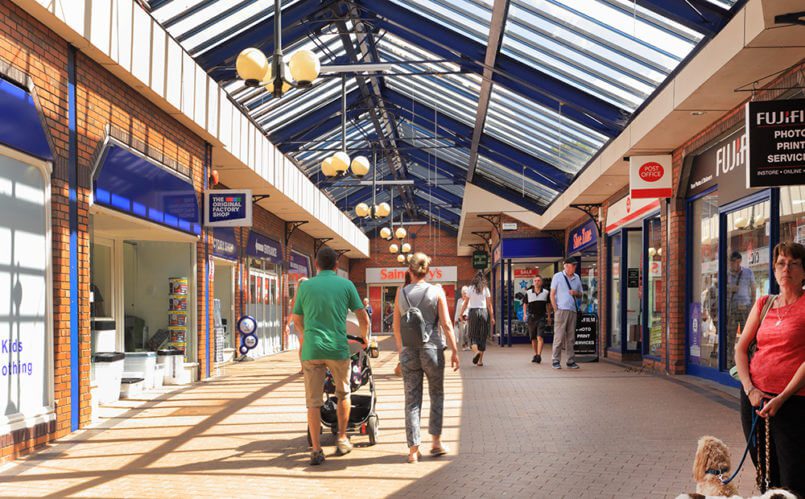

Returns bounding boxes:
[236,47,321,94]
[380,227,412,263]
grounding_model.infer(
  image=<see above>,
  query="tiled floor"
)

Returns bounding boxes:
[0,338,757,498]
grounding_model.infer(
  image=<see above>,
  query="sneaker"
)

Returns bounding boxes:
[531,355,539,363]
[552,361,561,369]
[535,354,541,364]
[566,361,580,369]
[310,450,325,465]
[472,353,481,365]
[335,438,353,456]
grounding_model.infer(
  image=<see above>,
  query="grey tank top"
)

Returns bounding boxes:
[399,282,445,349]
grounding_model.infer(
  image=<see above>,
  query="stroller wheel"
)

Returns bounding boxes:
[367,414,379,446]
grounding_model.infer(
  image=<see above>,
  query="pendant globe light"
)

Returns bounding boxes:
[395,227,407,240]
[401,242,412,253]
[320,76,370,179]
[379,227,392,240]
[389,243,399,254]
[397,254,406,263]
[234,0,320,98]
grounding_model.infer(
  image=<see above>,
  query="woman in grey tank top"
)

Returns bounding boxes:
[393,252,460,463]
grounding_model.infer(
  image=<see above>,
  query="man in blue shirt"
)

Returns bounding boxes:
[550,259,584,369]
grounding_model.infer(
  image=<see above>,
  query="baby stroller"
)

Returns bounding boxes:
[307,315,379,446]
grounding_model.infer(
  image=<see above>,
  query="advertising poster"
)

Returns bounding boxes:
[690,302,702,358]
[574,314,598,357]
[746,99,805,188]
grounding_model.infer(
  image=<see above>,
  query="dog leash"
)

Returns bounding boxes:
[721,400,765,486]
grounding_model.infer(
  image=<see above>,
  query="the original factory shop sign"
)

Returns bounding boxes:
[746,99,805,188]
[204,189,253,227]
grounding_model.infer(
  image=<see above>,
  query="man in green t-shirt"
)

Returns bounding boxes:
[292,246,369,465]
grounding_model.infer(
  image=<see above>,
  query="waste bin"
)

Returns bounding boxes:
[124,351,157,389]
[157,349,184,385]
[93,352,125,404]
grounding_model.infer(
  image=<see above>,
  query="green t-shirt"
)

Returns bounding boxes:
[293,270,364,361]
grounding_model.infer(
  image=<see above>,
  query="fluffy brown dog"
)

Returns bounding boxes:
[691,436,738,497]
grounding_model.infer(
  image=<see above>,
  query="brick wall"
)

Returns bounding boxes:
[0,0,212,461]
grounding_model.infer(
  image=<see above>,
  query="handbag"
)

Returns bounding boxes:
[729,294,776,380]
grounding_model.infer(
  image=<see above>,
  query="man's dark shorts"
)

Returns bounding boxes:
[527,316,547,340]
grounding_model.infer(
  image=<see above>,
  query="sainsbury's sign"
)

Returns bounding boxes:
[366,266,457,284]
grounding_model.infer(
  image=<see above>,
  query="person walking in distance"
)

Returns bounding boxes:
[454,286,469,350]
[524,276,551,364]
[292,247,370,465]
[393,253,459,463]
[285,277,308,374]
[550,259,583,370]
[460,271,495,366]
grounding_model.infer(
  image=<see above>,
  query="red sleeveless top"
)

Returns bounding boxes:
[749,293,805,397]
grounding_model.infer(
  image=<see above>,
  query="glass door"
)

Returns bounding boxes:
[608,233,622,349]
[382,286,398,333]
[688,191,719,371]
[624,230,643,353]
[723,198,770,372]
[644,217,664,358]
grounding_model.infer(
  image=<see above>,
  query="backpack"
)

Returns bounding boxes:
[399,285,433,347]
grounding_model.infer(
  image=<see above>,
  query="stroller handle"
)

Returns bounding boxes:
[346,334,367,345]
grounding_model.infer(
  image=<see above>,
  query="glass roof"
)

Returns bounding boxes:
[148,0,742,232]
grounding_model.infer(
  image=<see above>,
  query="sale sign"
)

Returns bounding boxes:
[630,155,672,199]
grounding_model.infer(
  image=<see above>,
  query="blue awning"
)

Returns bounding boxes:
[0,78,52,161]
[212,227,238,261]
[93,142,200,235]
[502,237,563,259]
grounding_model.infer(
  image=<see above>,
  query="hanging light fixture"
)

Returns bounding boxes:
[234,1,320,98]
[406,253,414,263]
[355,203,370,218]
[397,254,406,263]
[320,76,369,179]
[401,242,412,254]
[395,227,407,240]
[389,243,399,254]
[380,227,392,240]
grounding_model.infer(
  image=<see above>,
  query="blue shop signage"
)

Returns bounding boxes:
[500,237,563,259]
[567,219,598,255]
[204,189,252,227]
[245,231,283,265]
[289,251,311,277]
[212,227,238,261]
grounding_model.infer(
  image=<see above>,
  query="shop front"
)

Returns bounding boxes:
[567,219,600,316]
[0,75,55,435]
[89,137,201,403]
[244,231,283,357]
[366,266,457,334]
[605,195,661,361]
[492,237,564,345]
[212,228,237,364]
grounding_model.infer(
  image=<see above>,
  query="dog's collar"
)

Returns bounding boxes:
[705,468,729,476]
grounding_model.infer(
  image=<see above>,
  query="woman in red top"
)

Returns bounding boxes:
[735,241,805,496]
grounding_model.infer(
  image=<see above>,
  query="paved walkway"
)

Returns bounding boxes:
[1,338,757,498]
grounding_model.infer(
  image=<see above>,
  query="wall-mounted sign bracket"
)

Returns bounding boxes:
[285,221,308,245]
[570,204,603,238]
[314,237,333,255]
[477,213,502,238]
[252,194,271,203]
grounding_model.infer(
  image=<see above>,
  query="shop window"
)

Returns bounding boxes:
[0,153,53,427]
[689,192,719,369]
[609,234,621,349]
[645,217,663,357]
[725,200,770,371]
[624,231,642,352]
[580,258,598,315]
[779,185,805,246]
[90,242,113,319]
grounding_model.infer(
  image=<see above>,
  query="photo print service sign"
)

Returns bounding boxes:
[204,189,252,227]
[629,155,672,199]
[746,99,805,188]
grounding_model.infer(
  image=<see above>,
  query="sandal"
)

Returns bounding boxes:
[472,353,480,365]
[407,451,422,463]
[430,446,448,457]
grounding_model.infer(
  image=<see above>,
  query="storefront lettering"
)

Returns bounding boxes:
[1,339,23,353]
[255,241,278,258]
[379,269,407,281]
[1,360,33,377]
[210,195,243,219]
[213,238,235,254]
[755,109,805,126]
[572,227,593,250]
[715,134,746,177]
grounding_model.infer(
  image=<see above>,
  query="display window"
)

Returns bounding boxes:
[688,190,719,369]
[780,185,805,246]
[608,233,622,349]
[644,217,663,358]
[0,150,54,432]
